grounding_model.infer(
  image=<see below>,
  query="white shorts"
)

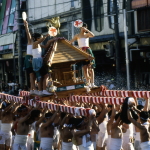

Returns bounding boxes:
[140,141,150,150]
[109,138,122,150]
[13,143,27,150]
[122,136,134,150]
[78,144,94,150]
[53,133,60,148]
[62,142,73,150]
[13,135,28,150]
[40,137,53,150]
[0,131,12,146]
[27,137,34,150]
[96,132,107,147]
[134,140,141,150]
[106,135,111,150]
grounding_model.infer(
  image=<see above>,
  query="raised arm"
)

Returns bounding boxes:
[74,116,93,137]
[112,116,121,128]
[24,20,32,44]
[59,114,68,129]
[91,118,99,134]
[11,103,20,114]
[34,34,50,45]
[127,109,143,129]
[18,108,36,124]
[2,102,14,115]
[40,38,55,50]
[0,101,3,109]
[96,104,108,124]
[108,105,116,125]
[143,96,149,112]
[35,109,47,130]
[83,27,94,37]
[42,106,60,128]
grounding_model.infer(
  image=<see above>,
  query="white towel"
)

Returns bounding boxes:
[140,141,150,150]
[62,142,73,150]
[82,134,92,148]
[1,123,12,133]
[109,138,122,150]
[78,143,94,150]
[40,137,53,150]
[106,135,111,150]
[14,135,28,145]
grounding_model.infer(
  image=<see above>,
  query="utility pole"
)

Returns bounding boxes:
[123,9,130,90]
[113,0,121,88]
[16,0,23,87]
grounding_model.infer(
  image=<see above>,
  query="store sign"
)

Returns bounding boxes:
[57,84,85,92]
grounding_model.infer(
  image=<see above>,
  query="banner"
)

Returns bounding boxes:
[2,0,12,34]
[0,0,7,34]
[7,0,16,33]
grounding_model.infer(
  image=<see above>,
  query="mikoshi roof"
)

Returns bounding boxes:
[43,37,94,65]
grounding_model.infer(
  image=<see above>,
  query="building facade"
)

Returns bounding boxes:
[0,0,27,87]
[0,0,150,90]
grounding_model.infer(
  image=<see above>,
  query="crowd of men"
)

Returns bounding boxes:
[0,95,149,150]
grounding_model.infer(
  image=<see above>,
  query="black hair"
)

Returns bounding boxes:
[108,105,112,108]
[108,110,112,118]
[120,97,138,124]
[20,105,27,109]
[17,105,27,112]
[32,33,42,41]
[115,113,120,121]
[69,117,84,129]
[82,23,87,28]
[30,109,41,118]
[2,102,11,110]
[137,105,144,111]
[17,107,22,112]
[61,112,66,120]
[45,112,53,118]
[140,111,149,121]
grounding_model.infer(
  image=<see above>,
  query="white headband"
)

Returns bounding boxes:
[128,97,135,105]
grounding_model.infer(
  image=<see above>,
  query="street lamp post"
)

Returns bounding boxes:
[8,24,16,83]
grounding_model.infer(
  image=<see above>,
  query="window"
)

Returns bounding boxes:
[137,8,150,32]
[108,0,119,29]
[71,0,74,7]
[94,0,104,32]
[82,0,92,30]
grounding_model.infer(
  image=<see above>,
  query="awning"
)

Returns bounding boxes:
[0,33,16,46]
[132,0,148,9]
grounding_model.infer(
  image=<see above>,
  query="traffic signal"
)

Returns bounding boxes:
[103,42,114,58]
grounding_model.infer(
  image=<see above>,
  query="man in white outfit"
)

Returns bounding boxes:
[13,109,41,150]
[73,116,94,150]
[122,123,134,150]
[107,105,123,150]
[40,107,60,150]
[128,97,150,150]
[0,101,19,150]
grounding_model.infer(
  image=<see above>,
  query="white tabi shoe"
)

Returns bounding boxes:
[91,84,98,88]
[29,90,34,95]
[38,91,43,96]
[33,90,39,95]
